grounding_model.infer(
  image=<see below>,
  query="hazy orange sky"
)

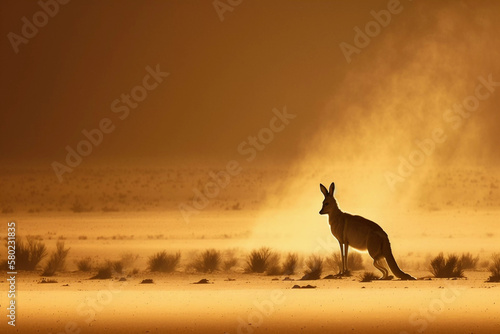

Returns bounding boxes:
[2,0,500,169]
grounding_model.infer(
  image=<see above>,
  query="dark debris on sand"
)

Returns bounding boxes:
[193,278,212,284]
[39,278,58,284]
[292,284,317,289]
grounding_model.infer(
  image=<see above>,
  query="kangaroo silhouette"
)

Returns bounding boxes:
[319,182,415,280]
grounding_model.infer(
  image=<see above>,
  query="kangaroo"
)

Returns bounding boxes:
[319,182,415,280]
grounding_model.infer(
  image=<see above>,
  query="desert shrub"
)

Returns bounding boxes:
[282,253,299,275]
[75,257,93,272]
[326,252,364,272]
[16,236,48,270]
[90,261,113,279]
[459,252,479,270]
[360,271,378,282]
[42,241,70,276]
[192,249,221,273]
[302,255,323,280]
[266,253,281,276]
[148,251,181,272]
[245,247,275,273]
[430,253,464,278]
[486,253,500,282]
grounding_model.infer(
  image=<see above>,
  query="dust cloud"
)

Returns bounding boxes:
[249,0,500,251]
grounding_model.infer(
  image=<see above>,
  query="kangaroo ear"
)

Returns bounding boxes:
[329,182,335,195]
[320,184,329,197]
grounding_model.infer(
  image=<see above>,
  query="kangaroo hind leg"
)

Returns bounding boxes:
[373,257,389,279]
[367,232,392,280]
[375,257,394,280]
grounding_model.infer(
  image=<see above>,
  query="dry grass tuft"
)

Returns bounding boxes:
[360,272,378,282]
[16,236,48,271]
[301,255,323,280]
[148,251,181,273]
[90,261,114,279]
[245,247,275,273]
[192,249,221,273]
[42,241,70,276]
[430,253,464,278]
[282,253,299,275]
[75,257,93,272]
[486,253,500,282]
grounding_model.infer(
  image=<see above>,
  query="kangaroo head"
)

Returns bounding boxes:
[319,182,338,215]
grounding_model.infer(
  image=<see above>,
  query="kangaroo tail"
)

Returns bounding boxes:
[383,238,415,280]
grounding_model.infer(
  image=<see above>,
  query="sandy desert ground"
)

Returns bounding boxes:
[1,167,499,334]
[0,270,499,334]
